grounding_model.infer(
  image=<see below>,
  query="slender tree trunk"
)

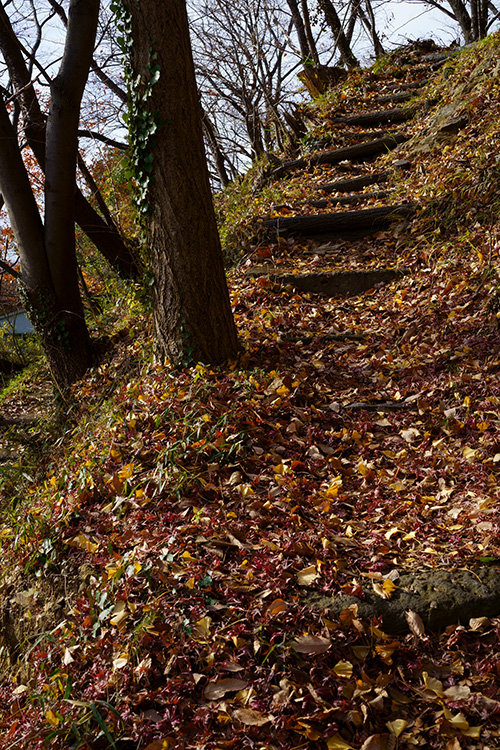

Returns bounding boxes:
[361,0,385,57]
[0,3,137,278]
[300,0,320,63]
[318,0,358,68]
[124,0,239,366]
[284,0,313,61]
[201,107,231,188]
[0,0,99,390]
[346,0,362,44]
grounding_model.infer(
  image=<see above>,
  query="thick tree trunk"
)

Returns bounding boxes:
[124,0,239,366]
[447,0,474,41]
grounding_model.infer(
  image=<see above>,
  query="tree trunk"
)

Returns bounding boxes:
[0,0,99,391]
[318,0,358,68]
[361,0,385,57]
[0,2,138,278]
[284,0,314,61]
[124,0,239,366]
[300,0,320,63]
[447,0,474,41]
[201,107,231,189]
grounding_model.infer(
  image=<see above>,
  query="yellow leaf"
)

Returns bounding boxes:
[423,671,444,696]
[193,616,211,638]
[384,527,400,539]
[324,476,342,497]
[387,719,408,737]
[238,483,255,497]
[68,533,99,554]
[463,446,477,461]
[326,734,354,749]
[276,385,290,397]
[462,726,482,738]
[390,480,405,491]
[118,463,134,480]
[383,579,397,597]
[186,577,196,590]
[443,707,469,730]
[181,551,196,561]
[297,565,318,586]
[46,709,59,727]
[333,660,353,678]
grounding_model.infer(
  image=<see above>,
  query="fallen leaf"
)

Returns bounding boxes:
[193,616,212,638]
[292,634,331,654]
[67,533,99,553]
[423,671,443,696]
[326,734,355,749]
[204,678,248,700]
[386,719,408,737]
[113,654,129,670]
[405,610,425,638]
[110,600,128,628]
[232,708,270,726]
[360,734,396,750]
[45,710,59,727]
[469,616,490,630]
[143,740,173,750]
[333,660,353,677]
[296,564,318,586]
[444,684,471,701]
[266,598,288,616]
[400,428,420,443]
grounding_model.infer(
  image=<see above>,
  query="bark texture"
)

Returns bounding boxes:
[124,0,239,366]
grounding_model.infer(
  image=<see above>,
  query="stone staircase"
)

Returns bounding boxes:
[248,44,455,297]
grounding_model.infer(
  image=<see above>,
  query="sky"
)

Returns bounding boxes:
[351,1,464,62]
[380,2,462,46]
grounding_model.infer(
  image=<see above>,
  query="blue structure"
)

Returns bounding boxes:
[0,310,34,335]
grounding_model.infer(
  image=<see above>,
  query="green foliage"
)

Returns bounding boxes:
[216,157,304,264]
[111,0,160,220]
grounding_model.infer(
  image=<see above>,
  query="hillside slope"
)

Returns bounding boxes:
[1,36,500,750]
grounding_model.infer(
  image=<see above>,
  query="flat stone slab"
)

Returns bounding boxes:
[305,567,500,633]
[246,268,405,296]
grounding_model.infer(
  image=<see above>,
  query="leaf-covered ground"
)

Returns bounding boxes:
[0,37,500,750]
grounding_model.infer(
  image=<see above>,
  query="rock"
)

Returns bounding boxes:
[305,567,500,633]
